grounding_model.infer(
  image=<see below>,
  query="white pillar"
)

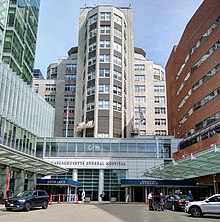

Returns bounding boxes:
[73,169,78,194]
[28,173,37,190]
[99,169,104,202]
[0,166,10,199]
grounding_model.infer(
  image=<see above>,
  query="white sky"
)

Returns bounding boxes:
[34,0,204,76]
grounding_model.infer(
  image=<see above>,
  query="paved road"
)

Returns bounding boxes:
[0,203,220,222]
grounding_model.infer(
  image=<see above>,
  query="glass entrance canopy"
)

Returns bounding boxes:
[144,144,220,180]
[0,143,67,175]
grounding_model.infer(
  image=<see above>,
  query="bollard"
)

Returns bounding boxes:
[49,194,53,205]
[58,194,60,204]
[75,194,78,204]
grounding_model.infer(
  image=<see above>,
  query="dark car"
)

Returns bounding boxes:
[166,194,192,211]
[5,190,49,212]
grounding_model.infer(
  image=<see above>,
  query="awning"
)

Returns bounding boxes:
[0,143,67,175]
[144,144,220,180]
[37,179,82,187]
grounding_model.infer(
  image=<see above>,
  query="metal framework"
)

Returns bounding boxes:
[0,144,67,175]
[144,144,220,180]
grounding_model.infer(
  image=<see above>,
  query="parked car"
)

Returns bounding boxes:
[185,194,220,217]
[5,190,49,212]
[166,194,192,211]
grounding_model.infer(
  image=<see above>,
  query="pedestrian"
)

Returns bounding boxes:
[6,189,13,198]
[188,190,193,199]
[148,191,153,210]
[0,191,3,199]
[160,192,166,210]
[82,190,85,202]
[100,191,105,202]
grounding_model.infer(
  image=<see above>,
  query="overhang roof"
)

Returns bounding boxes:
[144,144,220,180]
[0,144,67,175]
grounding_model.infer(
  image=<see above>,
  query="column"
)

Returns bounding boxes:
[98,169,104,202]
[28,172,37,190]
[145,186,148,203]
[73,169,78,194]
[14,169,25,195]
[0,166,10,199]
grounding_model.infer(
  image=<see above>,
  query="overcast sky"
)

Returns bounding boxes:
[34,0,203,76]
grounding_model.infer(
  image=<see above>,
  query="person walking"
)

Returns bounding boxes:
[148,192,153,210]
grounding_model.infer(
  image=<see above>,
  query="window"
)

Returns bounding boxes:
[46,84,56,91]
[192,63,220,92]
[88,70,96,81]
[155,130,167,136]
[135,118,146,125]
[45,95,55,102]
[98,100,109,110]
[100,40,110,48]
[87,102,95,111]
[154,85,165,92]
[100,54,110,63]
[191,40,220,73]
[100,12,111,21]
[66,64,76,71]
[155,107,166,114]
[113,101,122,111]
[89,14,97,24]
[113,85,122,96]
[51,67,57,74]
[114,28,122,38]
[100,26,110,34]
[66,74,76,80]
[65,95,75,101]
[135,96,146,103]
[195,111,220,131]
[114,14,122,25]
[99,69,110,78]
[88,57,96,66]
[99,84,110,93]
[155,119,166,125]
[89,29,97,38]
[178,89,192,110]
[113,56,122,66]
[114,42,122,52]
[63,117,74,124]
[194,87,220,111]
[65,84,75,91]
[113,70,122,80]
[87,86,95,96]
[190,16,220,55]
[89,42,96,52]
[64,106,74,114]
[135,107,146,114]
[135,85,145,92]
[135,64,145,70]
[34,84,39,93]
[154,96,165,103]
[135,75,145,81]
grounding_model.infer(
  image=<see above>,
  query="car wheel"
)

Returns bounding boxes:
[24,202,31,212]
[171,204,176,211]
[42,201,48,209]
[6,208,12,211]
[190,206,202,217]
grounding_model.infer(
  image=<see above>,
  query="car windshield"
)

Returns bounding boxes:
[15,191,34,197]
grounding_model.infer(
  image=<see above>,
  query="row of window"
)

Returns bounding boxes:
[87,69,122,80]
[178,63,220,112]
[176,16,220,80]
[179,121,220,150]
[45,95,76,102]
[134,118,167,126]
[134,96,166,104]
[45,83,76,91]
[178,87,220,127]
[89,12,122,25]
[86,100,122,112]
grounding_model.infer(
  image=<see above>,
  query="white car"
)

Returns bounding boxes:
[185,194,220,217]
